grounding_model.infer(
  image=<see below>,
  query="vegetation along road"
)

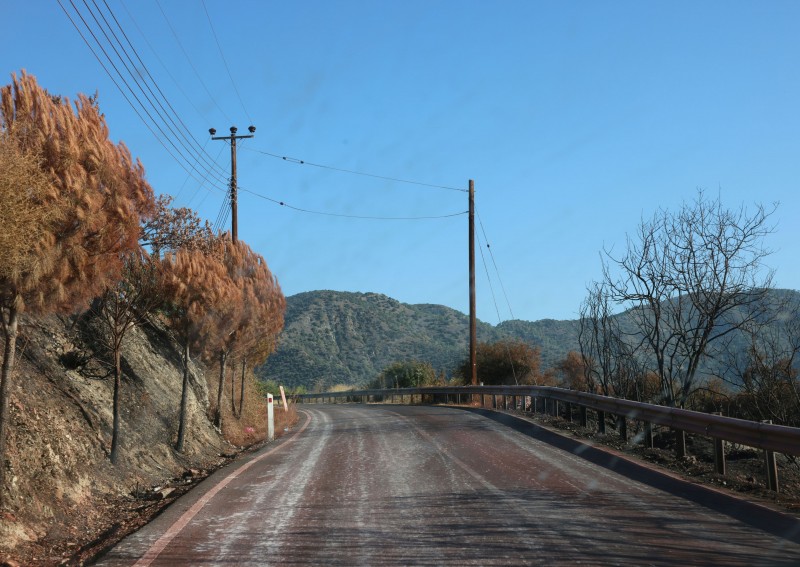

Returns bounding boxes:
[96,405,800,566]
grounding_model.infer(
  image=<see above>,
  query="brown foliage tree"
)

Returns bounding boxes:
[456,339,541,386]
[93,251,160,464]
[222,241,285,419]
[554,351,589,391]
[204,236,244,430]
[0,72,154,499]
[157,246,230,451]
[141,194,214,257]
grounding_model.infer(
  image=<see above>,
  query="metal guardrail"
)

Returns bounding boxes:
[297,385,800,457]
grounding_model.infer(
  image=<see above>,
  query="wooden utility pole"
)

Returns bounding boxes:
[469,179,477,386]
[210,125,256,243]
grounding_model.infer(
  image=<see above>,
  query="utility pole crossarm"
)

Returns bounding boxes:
[209,125,256,243]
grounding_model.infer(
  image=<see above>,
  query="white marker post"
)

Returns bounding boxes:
[267,393,275,442]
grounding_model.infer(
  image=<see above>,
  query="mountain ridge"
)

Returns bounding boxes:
[258,290,579,390]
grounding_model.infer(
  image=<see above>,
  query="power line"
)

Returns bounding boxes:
[58,0,225,194]
[477,210,516,321]
[154,0,232,124]
[201,0,253,124]
[118,0,209,124]
[181,142,227,208]
[101,0,229,181]
[83,0,229,188]
[243,146,468,193]
[60,0,232,197]
[476,226,519,385]
[239,187,468,220]
[214,192,231,233]
[62,3,473,230]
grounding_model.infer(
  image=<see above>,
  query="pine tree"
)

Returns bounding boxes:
[0,71,154,501]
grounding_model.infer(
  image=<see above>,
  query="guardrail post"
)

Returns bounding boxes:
[565,402,572,422]
[714,436,726,475]
[554,399,560,418]
[512,395,517,411]
[644,422,654,448]
[481,393,485,408]
[761,420,779,492]
[712,413,726,475]
[618,416,627,442]
[675,429,687,459]
[597,410,606,434]
[765,449,779,492]
[580,405,587,427]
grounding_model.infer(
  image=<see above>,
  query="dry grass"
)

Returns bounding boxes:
[207,367,298,447]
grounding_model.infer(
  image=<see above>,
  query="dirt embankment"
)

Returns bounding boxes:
[0,312,285,566]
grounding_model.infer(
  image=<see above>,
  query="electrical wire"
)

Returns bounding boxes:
[239,187,467,220]
[57,0,227,194]
[201,0,253,124]
[118,0,209,124]
[243,146,468,193]
[82,0,229,189]
[478,210,516,321]
[154,0,232,124]
[62,3,473,231]
[183,142,228,208]
[102,0,229,181]
[214,191,232,233]
[476,227,519,385]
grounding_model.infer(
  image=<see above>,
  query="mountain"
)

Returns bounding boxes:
[257,289,800,392]
[257,290,580,390]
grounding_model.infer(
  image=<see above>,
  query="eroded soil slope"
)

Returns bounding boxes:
[0,312,272,565]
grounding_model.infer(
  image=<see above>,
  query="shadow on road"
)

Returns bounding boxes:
[461,407,800,548]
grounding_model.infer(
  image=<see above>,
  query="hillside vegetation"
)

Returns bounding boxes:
[258,290,580,390]
[258,288,800,398]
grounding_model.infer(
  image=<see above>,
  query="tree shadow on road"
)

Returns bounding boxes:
[461,407,800,548]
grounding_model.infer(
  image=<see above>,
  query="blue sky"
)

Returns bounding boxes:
[3,1,800,323]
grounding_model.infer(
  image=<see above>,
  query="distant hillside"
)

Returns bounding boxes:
[257,291,579,390]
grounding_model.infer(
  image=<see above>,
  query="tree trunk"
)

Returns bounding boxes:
[238,357,247,418]
[230,358,237,417]
[110,347,122,464]
[0,303,19,506]
[214,350,227,428]
[176,340,190,452]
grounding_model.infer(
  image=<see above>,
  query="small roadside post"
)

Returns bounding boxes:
[267,393,275,442]
[279,385,289,413]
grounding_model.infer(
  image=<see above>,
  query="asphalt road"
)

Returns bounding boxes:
[95,404,800,566]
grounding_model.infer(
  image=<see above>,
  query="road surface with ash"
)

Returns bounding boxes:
[95,404,800,566]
